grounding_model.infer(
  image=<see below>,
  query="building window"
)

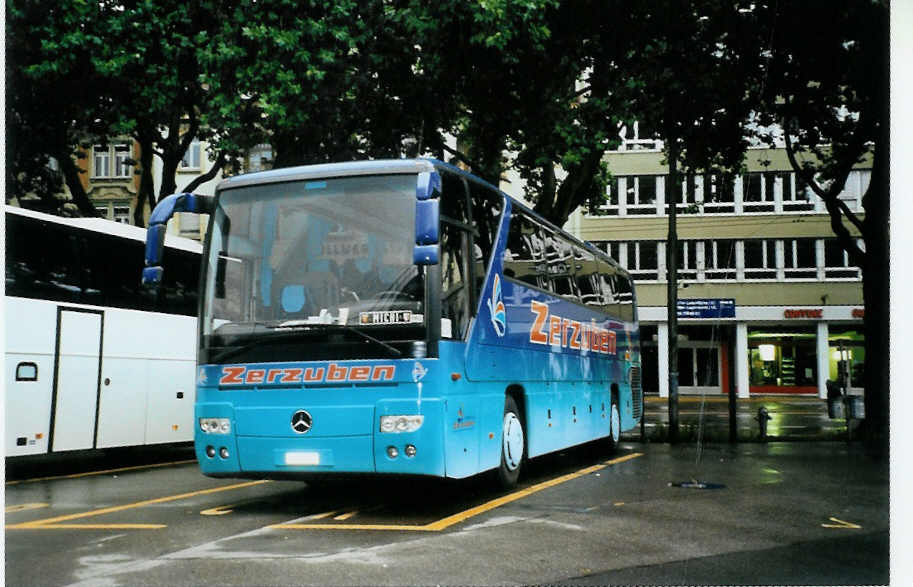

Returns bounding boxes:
[93,143,132,179]
[674,240,698,281]
[618,120,663,151]
[113,205,131,224]
[743,239,776,280]
[823,238,862,279]
[587,178,620,216]
[625,176,659,215]
[700,172,735,214]
[783,238,817,279]
[702,239,737,280]
[248,144,273,172]
[94,203,132,224]
[622,241,659,281]
[741,172,776,213]
[180,137,201,170]
[780,172,815,212]
[838,170,870,212]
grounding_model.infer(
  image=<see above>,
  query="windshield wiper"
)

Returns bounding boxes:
[208,330,315,364]
[334,325,403,357]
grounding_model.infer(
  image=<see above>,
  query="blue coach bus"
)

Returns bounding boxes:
[143,159,641,487]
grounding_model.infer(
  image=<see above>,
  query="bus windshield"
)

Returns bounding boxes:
[200,173,425,363]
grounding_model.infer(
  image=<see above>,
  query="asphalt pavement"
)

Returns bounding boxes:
[6,438,890,586]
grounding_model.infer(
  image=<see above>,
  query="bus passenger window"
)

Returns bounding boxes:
[574,248,599,305]
[544,233,575,298]
[503,213,547,290]
[440,223,470,339]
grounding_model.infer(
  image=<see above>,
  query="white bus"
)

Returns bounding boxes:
[5,205,202,457]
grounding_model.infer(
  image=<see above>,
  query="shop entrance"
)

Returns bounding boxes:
[748,326,818,394]
[677,343,721,394]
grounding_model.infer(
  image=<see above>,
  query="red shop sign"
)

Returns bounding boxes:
[784,308,823,319]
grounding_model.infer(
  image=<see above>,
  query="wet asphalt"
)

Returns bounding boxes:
[5,437,890,586]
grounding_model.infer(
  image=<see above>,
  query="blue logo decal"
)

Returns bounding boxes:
[487,274,507,337]
[412,361,428,383]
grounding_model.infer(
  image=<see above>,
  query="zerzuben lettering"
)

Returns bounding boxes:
[219,363,396,386]
[529,301,616,355]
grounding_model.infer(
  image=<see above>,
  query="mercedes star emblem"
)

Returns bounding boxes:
[291,410,313,434]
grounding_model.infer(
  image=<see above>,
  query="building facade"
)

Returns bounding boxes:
[74,136,225,240]
[566,139,868,399]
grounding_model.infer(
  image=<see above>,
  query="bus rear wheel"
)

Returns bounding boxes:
[606,396,621,453]
[496,396,525,488]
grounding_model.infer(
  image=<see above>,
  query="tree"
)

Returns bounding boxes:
[197,0,381,169]
[6,0,115,216]
[94,0,223,226]
[754,0,888,455]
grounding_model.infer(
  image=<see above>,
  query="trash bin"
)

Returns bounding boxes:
[826,380,844,419]
[846,395,865,419]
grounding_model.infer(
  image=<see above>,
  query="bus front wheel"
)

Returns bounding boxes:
[497,396,525,488]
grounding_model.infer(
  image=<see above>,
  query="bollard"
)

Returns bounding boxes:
[756,407,772,441]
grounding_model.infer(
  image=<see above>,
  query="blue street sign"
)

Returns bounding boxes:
[677,298,736,319]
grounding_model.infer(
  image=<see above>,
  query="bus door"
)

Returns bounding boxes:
[50,308,103,452]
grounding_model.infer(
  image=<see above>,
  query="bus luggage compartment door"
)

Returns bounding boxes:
[51,309,103,452]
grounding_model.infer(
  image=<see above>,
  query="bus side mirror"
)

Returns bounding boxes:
[414,171,441,265]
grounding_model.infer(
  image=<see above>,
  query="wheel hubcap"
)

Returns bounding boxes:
[502,413,523,471]
[610,404,620,442]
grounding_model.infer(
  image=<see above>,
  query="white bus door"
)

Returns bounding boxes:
[50,309,103,452]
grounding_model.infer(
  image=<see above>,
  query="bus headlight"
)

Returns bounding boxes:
[199,418,231,434]
[379,415,424,433]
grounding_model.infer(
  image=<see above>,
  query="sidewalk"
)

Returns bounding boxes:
[637,394,850,442]
[645,394,824,404]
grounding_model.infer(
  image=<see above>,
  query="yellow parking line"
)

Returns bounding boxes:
[279,522,438,531]
[273,452,644,532]
[333,510,359,521]
[7,480,270,530]
[12,524,168,530]
[6,460,197,486]
[424,452,642,532]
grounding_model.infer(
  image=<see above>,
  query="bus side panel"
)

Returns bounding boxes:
[97,308,197,446]
[145,359,196,444]
[438,342,481,478]
[461,200,639,464]
[5,353,54,456]
[96,357,149,448]
[5,298,57,456]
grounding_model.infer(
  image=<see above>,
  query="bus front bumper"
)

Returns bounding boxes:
[195,399,445,478]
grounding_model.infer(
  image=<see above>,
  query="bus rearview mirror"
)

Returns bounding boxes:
[415,199,439,245]
[414,244,440,265]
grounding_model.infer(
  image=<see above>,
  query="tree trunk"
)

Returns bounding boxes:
[860,52,889,458]
[134,136,157,227]
[159,156,179,200]
[59,152,99,217]
[666,140,680,444]
[181,153,226,193]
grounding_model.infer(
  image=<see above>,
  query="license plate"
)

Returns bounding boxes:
[359,310,412,325]
[284,451,320,466]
